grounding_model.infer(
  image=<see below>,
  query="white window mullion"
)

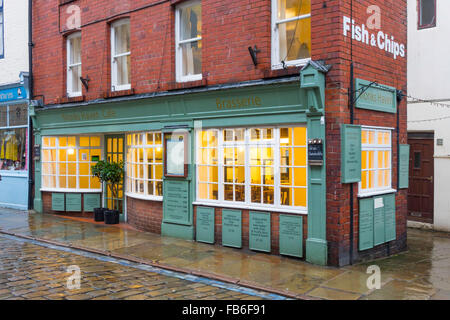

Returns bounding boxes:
[244,129,251,206]
[218,130,224,203]
[274,128,281,207]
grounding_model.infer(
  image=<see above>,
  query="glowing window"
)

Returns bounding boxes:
[360,128,392,194]
[196,126,308,212]
[126,132,163,199]
[41,136,102,190]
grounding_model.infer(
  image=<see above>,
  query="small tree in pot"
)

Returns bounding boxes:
[91,160,107,222]
[91,160,124,224]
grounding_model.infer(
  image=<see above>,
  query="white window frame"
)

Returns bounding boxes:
[111,19,131,92]
[175,0,202,83]
[194,126,308,215]
[40,135,104,193]
[358,127,396,197]
[271,0,311,70]
[125,132,163,202]
[66,32,82,98]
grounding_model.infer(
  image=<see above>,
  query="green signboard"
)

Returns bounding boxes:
[384,193,396,242]
[196,207,215,244]
[163,180,190,225]
[83,193,101,212]
[66,193,82,212]
[359,198,374,251]
[249,211,271,253]
[341,124,362,183]
[399,144,410,189]
[374,197,386,246]
[51,193,65,211]
[355,78,397,113]
[279,215,303,258]
[222,209,242,248]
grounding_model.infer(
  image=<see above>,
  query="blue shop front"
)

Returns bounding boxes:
[0,73,30,209]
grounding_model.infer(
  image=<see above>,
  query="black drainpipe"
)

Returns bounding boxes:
[27,0,34,210]
[348,0,354,266]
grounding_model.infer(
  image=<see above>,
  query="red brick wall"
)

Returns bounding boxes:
[193,206,308,257]
[317,0,407,266]
[126,196,163,234]
[33,0,407,265]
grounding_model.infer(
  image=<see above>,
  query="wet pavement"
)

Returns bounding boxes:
[0,208,449,300]
[0,234,280,300]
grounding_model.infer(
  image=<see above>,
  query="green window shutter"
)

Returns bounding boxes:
[359,197,374,250]
[398,144,410,189]
[341,124,362,183]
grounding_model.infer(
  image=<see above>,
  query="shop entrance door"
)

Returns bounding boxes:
[407,133,434,224]
[105,135,125,220]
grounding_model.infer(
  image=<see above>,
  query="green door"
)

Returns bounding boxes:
[105,135,125,220]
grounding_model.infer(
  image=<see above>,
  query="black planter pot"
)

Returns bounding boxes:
[104,210,120,225]
[94,208,106,222]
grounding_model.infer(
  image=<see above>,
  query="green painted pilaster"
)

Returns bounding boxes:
[301,62,329,266]
[33,132,43,213]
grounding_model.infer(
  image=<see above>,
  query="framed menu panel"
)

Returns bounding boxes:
[164,132,188,178]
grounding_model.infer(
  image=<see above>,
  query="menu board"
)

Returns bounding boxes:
[52,193,65,212]
[341,125,362,183]
[222,209,242,248]
[359,198,374,251]
[374,197,386,246]
[196,206,215,244]
[384,193,396,242]
[249,211,271,253]
[163,180,190,225]
[279,215,303,258]
[83,193,101,212]
[398,144,410,189]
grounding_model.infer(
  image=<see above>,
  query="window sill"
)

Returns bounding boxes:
[104,88,135,99]
[358,188,397,198]
[40,188,102,193]
[192,201,308,215]
[168,78,207,91]
[263,66,302,79]
[59,95,85,104]
[126,192,163,202]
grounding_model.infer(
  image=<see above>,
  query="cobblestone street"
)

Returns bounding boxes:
[0,235,276,300]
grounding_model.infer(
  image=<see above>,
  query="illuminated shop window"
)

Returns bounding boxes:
[41,136,102,190]
[360,128,392,194]
[126,132,163,199]
[175,1,202,82]
[111,19,131,91]
[272,0,311,69]
[196,127,308,212]
[0,103,28,171]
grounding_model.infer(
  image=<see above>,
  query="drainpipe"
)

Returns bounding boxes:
[27,0,34,210]
[348,0,354,265]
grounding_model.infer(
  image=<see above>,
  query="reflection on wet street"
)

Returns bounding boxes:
[0,208,449,300]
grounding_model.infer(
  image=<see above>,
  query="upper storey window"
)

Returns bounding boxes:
[418,0,436,29]
[67,32,82,97]
[111,19,131,91]
[272,0,311,69]
[0,0,4,59]
[175,1,202,82]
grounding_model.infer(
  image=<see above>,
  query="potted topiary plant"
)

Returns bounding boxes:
[101,160,124,225]
[91,160,108,222]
